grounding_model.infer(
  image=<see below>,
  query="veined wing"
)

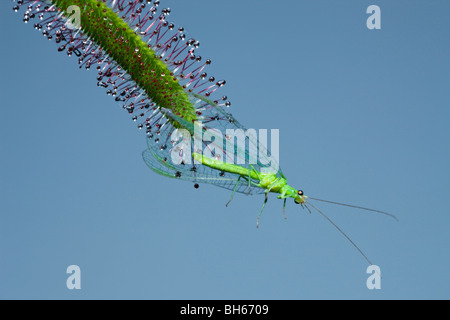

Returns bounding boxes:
[144,93,284,172]
[142,142,266,195]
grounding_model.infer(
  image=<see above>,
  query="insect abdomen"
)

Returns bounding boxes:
[192,153,260,180]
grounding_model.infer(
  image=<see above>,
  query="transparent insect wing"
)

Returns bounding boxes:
[142,145,266,195]
[170,93,283,177]
[142,107,272,195]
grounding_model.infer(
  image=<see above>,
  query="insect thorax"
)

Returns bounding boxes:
[259,174,287,192]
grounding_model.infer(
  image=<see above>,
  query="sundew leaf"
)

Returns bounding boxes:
[14,0,283,189]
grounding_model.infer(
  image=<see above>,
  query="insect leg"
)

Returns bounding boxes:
[247,170,251,194]
[241,175,261,187]
[226,176,241,207]
[247,165,261,195]
[256,179,279,228]
[283,198,287,220]
[257,191,270,228]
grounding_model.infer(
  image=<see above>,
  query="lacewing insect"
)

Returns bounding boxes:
[12,0,397,266]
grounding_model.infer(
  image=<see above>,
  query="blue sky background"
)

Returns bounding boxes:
[1,0,449,299]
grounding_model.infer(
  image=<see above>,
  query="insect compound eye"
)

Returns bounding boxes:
[194,183,199,189]
[297,190,304,196]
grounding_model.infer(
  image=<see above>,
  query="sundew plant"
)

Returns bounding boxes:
[11,0,397,266]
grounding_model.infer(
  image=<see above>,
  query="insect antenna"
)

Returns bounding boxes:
[305,202,373,266]
[308,197,399,222]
